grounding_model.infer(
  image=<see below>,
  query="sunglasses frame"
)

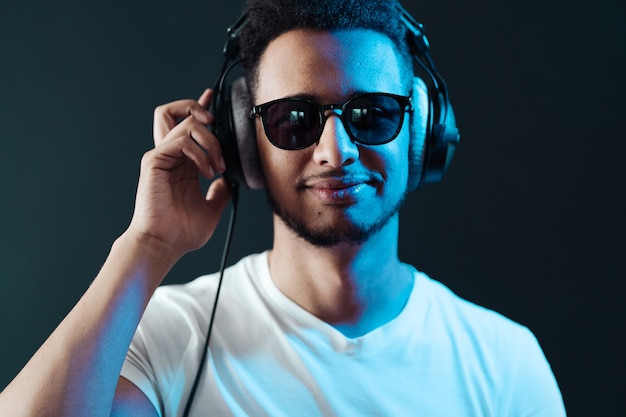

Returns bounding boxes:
[251,92,412,150]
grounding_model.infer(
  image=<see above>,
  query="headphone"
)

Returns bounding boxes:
[211,5,460,192]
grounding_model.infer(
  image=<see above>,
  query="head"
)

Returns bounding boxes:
[238,0,414,97]
[229,0,429,247]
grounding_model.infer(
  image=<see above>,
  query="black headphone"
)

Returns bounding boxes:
[211,5,460,192]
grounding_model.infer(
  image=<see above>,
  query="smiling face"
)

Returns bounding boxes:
[254,28,412,247]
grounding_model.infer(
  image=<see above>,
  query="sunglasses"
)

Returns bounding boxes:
[251,93,412,150]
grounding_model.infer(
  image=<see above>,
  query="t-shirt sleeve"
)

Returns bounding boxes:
[119,283,212,417]
[121,324,164,416]
[507,327,567,417]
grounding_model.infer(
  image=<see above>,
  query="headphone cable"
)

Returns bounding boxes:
[182,181,240,417]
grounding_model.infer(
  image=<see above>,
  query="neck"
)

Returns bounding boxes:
[268,214,413,337]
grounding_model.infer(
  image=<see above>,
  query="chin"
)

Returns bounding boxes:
[266,189,406,248]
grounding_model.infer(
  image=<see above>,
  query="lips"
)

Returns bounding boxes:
[303,175,378,204]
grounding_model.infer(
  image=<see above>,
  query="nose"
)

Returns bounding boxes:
[312,112,359,168]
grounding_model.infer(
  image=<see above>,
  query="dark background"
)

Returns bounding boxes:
[1,0,624,415]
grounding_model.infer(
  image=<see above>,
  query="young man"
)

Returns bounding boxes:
[0,0,566,415]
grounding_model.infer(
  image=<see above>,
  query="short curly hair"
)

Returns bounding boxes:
[237,0,413,96]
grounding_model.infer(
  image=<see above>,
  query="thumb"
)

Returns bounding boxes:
[206,177,233,215]
[198,88,213,108]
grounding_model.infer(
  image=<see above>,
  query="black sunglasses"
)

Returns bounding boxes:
[251,93,412,150]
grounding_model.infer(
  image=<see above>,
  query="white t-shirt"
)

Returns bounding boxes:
[121,252,566,416]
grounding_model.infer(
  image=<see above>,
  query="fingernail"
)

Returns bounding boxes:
[218,156,226,173]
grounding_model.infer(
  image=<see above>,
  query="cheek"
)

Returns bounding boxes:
[255,123,271,172]
[256,124,280,179]
[255,125,308,191]
[396,127,412,184]
[379,132,411,193]
[359,144,409,198]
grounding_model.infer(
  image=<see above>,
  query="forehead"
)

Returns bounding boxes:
[255,28,406,103]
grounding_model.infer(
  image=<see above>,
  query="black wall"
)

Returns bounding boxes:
[1,0,624,415]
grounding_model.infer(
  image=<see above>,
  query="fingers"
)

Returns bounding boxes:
[145,121,226,179]
[169,117,226,175]
[151,89,225,177]
[153,89,214,146]
[141,132,214,179]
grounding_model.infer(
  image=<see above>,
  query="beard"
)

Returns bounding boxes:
[265,188,406,248]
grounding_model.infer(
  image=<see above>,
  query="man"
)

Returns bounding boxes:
[0,0,566,415]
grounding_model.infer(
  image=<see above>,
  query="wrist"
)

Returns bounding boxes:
[109,230,184,291]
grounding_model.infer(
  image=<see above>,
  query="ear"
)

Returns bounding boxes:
[407,76,429,192]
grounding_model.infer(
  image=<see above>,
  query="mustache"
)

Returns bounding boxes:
[296,169,383,189]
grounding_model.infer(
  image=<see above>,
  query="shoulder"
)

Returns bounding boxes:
[416,272,531,342]
[413,271,565,414]
[412,270,549,380]
[120,252,269,412]
[144,251,267,333]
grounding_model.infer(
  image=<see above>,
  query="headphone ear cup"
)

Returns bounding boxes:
[421,93,459,186]
[439,102,458,174]
[407,77,429,192]
[230,77,265,189]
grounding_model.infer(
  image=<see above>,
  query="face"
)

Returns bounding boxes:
[254,28,411,247]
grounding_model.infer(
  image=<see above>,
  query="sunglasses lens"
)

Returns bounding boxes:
[264,100,319,149]
[258,94,408,150]
[345,95,404,145]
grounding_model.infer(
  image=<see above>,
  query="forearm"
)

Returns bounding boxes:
[0,231,180,417]
[0,88,228,416]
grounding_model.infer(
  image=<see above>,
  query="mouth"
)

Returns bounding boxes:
[300,173,380,204]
